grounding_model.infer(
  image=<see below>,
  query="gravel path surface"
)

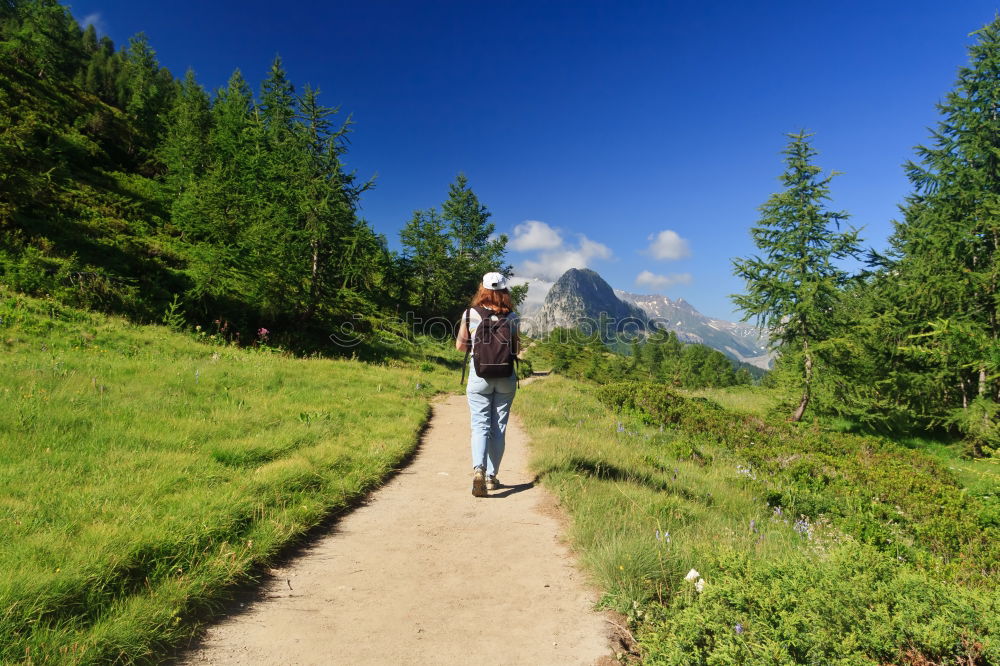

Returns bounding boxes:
[180,390,612,665]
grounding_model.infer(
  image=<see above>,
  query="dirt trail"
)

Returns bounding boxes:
[181,390,612,665]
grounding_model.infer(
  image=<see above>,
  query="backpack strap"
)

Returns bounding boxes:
[460,307,471,386]
[512,323,521,388]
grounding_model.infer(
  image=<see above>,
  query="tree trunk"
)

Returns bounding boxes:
[301,238,321,322]
[790,339,812,422]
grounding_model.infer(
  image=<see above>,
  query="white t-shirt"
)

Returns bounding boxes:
[462,308,519,351]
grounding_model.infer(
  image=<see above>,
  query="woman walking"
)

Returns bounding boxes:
[455,272,519,497]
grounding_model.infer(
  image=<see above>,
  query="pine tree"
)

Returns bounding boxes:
[882,16,1000,440]
[259,55,295,135]
[0,0,82,79]
[119,33,174,165]
[175,69,258,309]
[732,131,861,421]
[160,68,210,189]
[80,22,97,55]
[294,84,373,320]
[440,173,510,308]
[400,208,452,313]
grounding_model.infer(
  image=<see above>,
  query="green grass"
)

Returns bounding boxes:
[679,385,780,416]
[519,376,999,664]
[0,289,461,663]
[686,385,999,506]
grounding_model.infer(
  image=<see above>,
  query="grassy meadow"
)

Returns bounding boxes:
[0,289,461,663]
[519,376,999,664]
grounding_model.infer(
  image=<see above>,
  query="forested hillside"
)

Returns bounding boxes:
[529,326,761,388]
[0,0,519,350]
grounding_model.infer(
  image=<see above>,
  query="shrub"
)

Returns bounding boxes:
[640,541,999,665]
[597,382,1000,582]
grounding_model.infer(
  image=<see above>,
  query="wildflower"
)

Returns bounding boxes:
[773,505,783,517]
[695,579,705,593]
[258,327,269,338]
[734,623,744,634]
[684,568,700,582]
[750,519,757,533]
[794,516,811,538]
[616,422,625,433]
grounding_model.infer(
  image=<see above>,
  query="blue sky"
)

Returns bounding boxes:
[72,1,999,319]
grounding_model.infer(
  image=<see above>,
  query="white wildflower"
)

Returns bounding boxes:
[695,579,706,593]
[685,568,700,582]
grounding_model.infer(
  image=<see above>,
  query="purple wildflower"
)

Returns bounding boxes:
[794,516,811,538]
[734,623,744,634]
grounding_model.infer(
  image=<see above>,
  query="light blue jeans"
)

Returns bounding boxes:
[466,361,517,477]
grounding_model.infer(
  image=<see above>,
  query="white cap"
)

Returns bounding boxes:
[482,272,508,290]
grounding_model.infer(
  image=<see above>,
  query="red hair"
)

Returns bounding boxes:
[470,286,513,315]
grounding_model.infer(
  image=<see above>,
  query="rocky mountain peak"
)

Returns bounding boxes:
[520,269,648,338]
[518,268,772,369]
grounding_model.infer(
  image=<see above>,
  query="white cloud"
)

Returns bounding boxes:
[646,230,691,261]
[79,12,107,35]
[508,219,614,281]
[636,270,693,291]
[519,235,613,281]
[507,276,553,310]
[510,220,563,252]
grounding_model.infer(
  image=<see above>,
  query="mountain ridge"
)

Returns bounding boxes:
[519,268,772,369]
[614,289,771,369]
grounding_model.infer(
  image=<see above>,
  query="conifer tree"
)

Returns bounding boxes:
[400,208,452,313]
[160,69,210,188]
[0,0,81,79]
[260,55,295,135]
[733,131,861,421]
[294,84,373,320]
[441,173,511,304]
[883,16,1000,440]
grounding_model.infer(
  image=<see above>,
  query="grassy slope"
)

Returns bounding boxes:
[0,289,460,663]
[519,376,999,664]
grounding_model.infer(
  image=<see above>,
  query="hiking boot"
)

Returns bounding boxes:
[485,474,501,490]
[471,467,487,497]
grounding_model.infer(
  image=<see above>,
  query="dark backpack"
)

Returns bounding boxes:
[461,306,518,383]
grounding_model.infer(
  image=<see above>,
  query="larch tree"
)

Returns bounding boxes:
[885,16,1000,447]
[440,174,519,310]
[400,208,452,314]
[160,68,210,190]
[732,131,861,422]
